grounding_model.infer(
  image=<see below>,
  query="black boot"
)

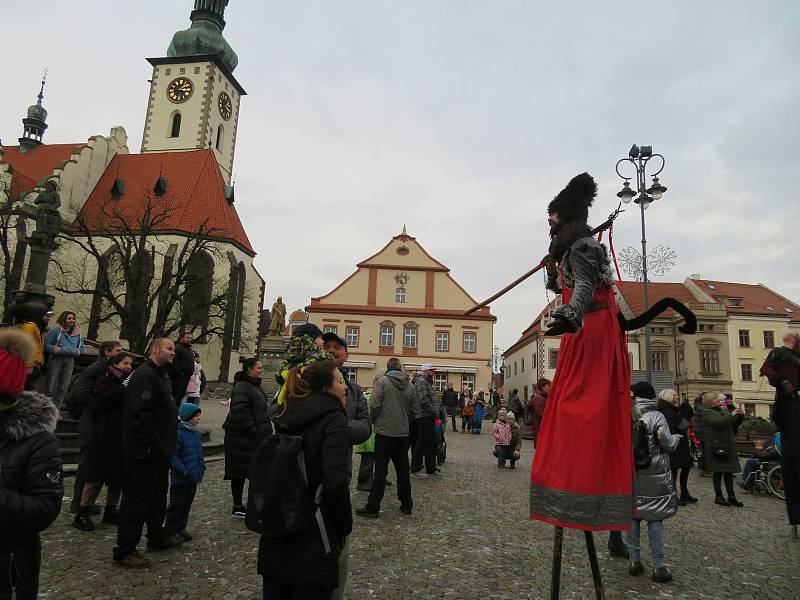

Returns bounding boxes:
[727,495,744,508]
[652,566,673,583]
[72,509,95,532]
[102,504,120,525]
[714,495,729,507]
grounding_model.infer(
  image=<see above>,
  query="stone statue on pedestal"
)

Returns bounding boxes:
[267,296,287,337]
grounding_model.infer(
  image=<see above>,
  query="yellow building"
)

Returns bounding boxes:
[506,277,800,419]
[685,278,800,418]
[306,228,496,393]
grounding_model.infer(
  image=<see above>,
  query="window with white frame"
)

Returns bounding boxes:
[345,326,359,348]
[463,332,476,353]
[652,350,668,371]
[323,325,337,334]
[395,287,406,303]
[434,373,448,392]
[341,367,357,383]
[461,373,475,392]
[436,331,449,351]
[380,323,395,347]
[403,325,418,348]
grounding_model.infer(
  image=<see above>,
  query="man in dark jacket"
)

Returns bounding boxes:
[68,340,122,514]
[0,329,64,599]
[170,331,195,406]
[760,331,800,531]
[322,332,371,600]
[410,365,439,477]
[113,338,180,568]
[357,357,414,518]
[507,389,523,422]
[441,382,459,432]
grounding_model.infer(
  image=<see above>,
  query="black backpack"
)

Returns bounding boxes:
[246,428,332,554]
[65,372,85,420]
[633,419,656,471]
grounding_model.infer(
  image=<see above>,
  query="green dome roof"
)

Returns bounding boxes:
[27,102,47,122]
[167,20,238,72]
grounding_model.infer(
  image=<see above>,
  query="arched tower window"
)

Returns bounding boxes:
[215,124,224,150]
[170,112,182,138]
[183,250,214,329]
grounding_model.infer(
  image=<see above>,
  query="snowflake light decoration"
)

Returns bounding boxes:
[618,244,677,281]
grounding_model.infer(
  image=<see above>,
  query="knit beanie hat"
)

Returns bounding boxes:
[179,402,202,422]
[631,381,656,400]
[0,328,36,401]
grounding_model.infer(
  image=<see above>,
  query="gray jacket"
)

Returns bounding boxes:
[411,373,439,419]
[344,380,372,446]
[371,370,413,437]
[633,397,681,522]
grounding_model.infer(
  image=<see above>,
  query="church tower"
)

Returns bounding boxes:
[141,0,245,184]
[18,75,49,153]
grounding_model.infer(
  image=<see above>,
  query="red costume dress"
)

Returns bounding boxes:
[529,217,633,531]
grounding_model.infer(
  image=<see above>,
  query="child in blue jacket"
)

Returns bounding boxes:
[165,403,206,541]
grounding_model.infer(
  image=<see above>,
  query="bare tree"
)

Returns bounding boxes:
[0,180,31,321]
[53,192,241,354]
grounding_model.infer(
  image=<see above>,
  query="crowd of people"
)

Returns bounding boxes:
[1,296,798,598]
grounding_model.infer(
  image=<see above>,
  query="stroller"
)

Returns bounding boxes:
[471,400,485,434]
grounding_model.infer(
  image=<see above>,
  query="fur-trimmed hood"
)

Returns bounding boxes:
[0,392,58,441]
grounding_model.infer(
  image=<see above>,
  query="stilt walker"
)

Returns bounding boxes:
[530,173,633,599]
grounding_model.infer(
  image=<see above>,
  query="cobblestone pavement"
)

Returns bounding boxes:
[41,428,798,599]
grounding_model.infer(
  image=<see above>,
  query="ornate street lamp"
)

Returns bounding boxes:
[615,145,667,382]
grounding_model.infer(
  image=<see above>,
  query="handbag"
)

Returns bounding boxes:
[710,445,730,460]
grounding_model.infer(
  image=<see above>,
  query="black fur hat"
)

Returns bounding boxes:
[547,172,597,223]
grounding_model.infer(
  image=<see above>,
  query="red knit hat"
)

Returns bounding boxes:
[0,329,36,397]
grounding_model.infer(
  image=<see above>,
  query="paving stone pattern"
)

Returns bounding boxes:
[41,429,798,599]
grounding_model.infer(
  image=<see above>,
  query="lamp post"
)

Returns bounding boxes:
[615,145,667,383]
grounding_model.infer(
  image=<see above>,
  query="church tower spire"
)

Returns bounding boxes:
[167,0,238,72]
[19,71,48,153]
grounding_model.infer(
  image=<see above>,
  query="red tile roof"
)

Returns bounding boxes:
[614,281,699,317]
[688,278,800,319]
[1,143,84,198]
[79,150,254,255]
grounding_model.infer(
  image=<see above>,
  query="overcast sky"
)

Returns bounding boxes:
[3,1,799,355]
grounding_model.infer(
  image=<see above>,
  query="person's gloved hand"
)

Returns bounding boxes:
[544,314,578,336]
[780,380,795,394]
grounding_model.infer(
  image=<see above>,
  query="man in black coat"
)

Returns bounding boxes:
[170,331,195,407]
[322,332,371,600]
[68,340,122,514]
[441,382,459,432]
[113,338,180,568]
[761,331,800,532]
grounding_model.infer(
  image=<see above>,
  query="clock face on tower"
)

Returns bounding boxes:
[218,92,233,120]
[167,77,193,103]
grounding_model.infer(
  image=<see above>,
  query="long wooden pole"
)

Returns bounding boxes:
[464,206,623,315]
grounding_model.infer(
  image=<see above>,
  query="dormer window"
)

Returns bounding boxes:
[111,177,125,198]
[153,176,168,197]
[728,298,743,307]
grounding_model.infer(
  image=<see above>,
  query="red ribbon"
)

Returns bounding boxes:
[609,222,623,285]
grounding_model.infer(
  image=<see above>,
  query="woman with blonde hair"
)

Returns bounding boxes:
[700,392,745,507]
[657,389,696,504]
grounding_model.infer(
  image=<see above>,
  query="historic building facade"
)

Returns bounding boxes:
[0,0,264,381]
[506,277,800,419]
[306,229,496,393]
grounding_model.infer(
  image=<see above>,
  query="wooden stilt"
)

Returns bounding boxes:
[584,531,606,600]
[793,525,798,540]
[549,526,564,600]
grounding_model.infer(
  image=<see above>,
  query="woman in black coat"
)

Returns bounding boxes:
[657,388,696,505]
[223,358,272,516]
[0,329,63,600]
[257,360,352,599]
[74,352,134,531]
